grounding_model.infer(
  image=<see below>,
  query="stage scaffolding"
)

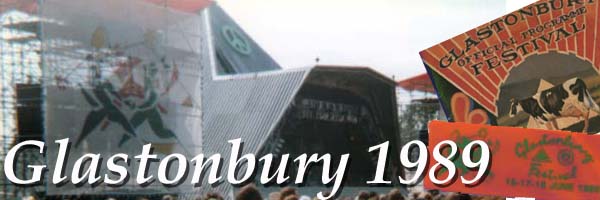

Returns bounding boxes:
[0,0,44,198]
[0,0,206,199]
[396,73,444,147]
[395,74,445,192]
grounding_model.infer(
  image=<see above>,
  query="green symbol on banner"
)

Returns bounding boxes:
[222,25,252,55]
[557,149,574,166]
[532,149,552,163]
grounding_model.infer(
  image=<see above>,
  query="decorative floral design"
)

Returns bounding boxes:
[451,92,489,124]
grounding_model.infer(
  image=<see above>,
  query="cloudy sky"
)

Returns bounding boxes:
[216,0,537,80]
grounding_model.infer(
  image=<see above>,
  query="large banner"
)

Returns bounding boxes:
[421,0,600,133]
[41,0,207,194]
[427,121,600,199]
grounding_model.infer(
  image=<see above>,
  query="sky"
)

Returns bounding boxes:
[216,0,538,80]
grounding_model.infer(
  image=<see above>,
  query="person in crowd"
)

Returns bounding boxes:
[444,192,473,200]
[279,187,298,200]
[299,195,312,200]
[410,190,432,200]
[22,196,37,200]
[205,192,225,200]
[284,195,300,200]
[356,191,370,200]
[457,193,472,200]
[429,190,444,200]
[269,192,281,200]
[444,192,460,200]
[236,184,263,200]
[386,189,404,200]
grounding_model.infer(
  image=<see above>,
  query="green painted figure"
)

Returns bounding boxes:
[76,81,137,148]
[118,59,177,146]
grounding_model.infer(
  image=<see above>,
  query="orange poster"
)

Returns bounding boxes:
[426,121,600,199]
[421,0,600,134]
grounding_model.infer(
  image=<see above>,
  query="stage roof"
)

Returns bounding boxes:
[0,0,211,14]
[0,0,37,13]
[144,0,211,13]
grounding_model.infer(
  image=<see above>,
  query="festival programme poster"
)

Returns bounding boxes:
[420,0,600,198]
[421,0,600,133]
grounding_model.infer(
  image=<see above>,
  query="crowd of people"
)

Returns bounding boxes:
[37,185,506,200]
[231,185,505,200]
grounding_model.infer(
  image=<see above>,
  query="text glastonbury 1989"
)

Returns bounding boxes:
[4,138,491,199]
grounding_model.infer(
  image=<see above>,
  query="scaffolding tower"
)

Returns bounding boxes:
[0,1,45,199]
[395,73,445,192]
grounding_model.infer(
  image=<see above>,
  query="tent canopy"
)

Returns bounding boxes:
[397,73,435,93]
